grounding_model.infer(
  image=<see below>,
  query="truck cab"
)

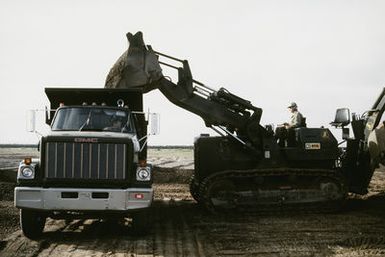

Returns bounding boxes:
[15,88,154,239]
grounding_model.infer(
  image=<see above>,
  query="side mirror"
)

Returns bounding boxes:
[45,106,53,125]
[149,113,160,135]
[330,108,350,128]
[26,110,36,132]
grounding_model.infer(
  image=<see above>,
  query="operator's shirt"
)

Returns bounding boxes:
[289,111,303,128]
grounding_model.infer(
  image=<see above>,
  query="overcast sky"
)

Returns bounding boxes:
[1,0,385,145]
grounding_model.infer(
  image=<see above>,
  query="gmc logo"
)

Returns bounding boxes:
[74,138,98,143]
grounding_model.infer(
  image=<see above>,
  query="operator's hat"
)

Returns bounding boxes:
[288,102,297,108]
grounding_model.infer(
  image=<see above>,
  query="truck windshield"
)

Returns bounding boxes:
[51,107,135,133]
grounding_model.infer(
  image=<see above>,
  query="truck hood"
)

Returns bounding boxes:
[45,131,141,152]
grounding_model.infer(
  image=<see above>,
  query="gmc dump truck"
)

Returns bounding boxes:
[106,32,385,212]
[15,88,155,239]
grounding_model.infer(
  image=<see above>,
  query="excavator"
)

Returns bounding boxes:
[105,31,385,212]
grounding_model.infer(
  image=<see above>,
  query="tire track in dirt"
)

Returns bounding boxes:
[3,149,385,256]
[3,187,385,256]
[154,201,191,256]
[153,200,210,257]
[193,200,385,257]
[3,199,385,257]
[1,200,212,257]
[334,236,385,257]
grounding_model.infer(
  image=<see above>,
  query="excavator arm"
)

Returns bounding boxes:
[105,32,265,151]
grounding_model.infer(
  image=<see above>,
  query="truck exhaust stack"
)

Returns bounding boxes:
[105,31,163,92]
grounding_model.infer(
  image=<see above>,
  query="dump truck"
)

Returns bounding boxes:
[15,88,156,239]
[105,31,385,212]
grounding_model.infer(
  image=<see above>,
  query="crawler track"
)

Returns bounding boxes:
[198,168,348,213]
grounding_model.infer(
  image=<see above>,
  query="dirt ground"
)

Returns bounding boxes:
[2,147,385,257]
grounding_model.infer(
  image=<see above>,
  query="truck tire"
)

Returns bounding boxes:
[20,209,46,240]
[131,209,151,235]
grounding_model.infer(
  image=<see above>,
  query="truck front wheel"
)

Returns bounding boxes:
[20,209,46,239]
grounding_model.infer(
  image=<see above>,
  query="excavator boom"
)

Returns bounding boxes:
[106,32,265,151]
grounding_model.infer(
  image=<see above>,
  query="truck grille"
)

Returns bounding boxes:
[45,142,127,180]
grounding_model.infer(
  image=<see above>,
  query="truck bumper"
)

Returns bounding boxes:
[14,187,153,211]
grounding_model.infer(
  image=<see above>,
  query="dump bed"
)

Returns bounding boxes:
[45,87,143,111]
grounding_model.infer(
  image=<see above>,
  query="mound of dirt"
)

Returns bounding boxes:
[0,182,18,242]
[153,167,193,184]
[0,201,19,242]
[0,182,15,201]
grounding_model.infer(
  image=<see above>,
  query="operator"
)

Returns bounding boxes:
[284,102,303,129]
[104,117,123,132]
[276,102,304,147]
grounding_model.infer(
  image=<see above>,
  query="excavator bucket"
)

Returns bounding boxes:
[105,31,163,92]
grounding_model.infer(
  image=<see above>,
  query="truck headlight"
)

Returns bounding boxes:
[136,167,151,181]
[18,165,35,179]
